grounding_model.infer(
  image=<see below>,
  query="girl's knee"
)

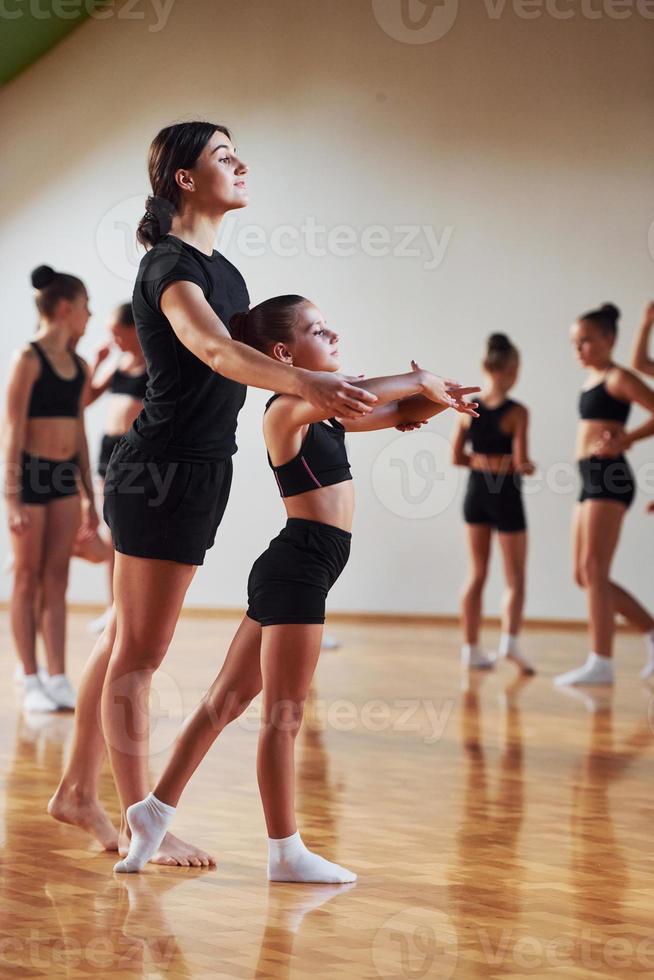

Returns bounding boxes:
[13,565,41,597]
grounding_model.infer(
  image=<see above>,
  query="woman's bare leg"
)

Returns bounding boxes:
[47,609,119,850]
[40,495,81,676]
[102,553,214,866]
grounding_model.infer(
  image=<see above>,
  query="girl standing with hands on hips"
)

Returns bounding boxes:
[114,293,480,879]
[4,265,98,712]
[451,334,535,675]
[555,303,654,686]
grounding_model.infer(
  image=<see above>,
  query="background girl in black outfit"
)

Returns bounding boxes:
[555,304,654,686]
[49,120,398,867]
[80,302,148,633]
[3,266,98,713]
[451,334,535,675]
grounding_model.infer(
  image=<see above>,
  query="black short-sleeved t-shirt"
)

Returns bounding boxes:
[128,235,250,462]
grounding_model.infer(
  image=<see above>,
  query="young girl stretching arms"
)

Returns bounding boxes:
[115,294,479,880]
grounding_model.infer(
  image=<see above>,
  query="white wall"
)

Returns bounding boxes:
[1,0,653,617]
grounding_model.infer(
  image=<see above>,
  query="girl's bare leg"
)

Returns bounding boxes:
[10,505,47,675]
[40,495,81,676]
[257,623,356,883]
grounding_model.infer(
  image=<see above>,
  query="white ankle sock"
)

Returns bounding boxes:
[554,652,614,687]
[267,831,357,884]
[498,634,536,675]
[461,644,495,670]
[641,630,654,680]
[113,793,176,873]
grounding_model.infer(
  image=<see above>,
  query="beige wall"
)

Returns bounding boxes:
[1,0,653,617]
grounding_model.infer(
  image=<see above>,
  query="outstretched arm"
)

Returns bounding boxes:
[160,281,377,420]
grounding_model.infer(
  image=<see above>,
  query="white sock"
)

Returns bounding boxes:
[267,831,357,884]
[554,652,614,687]
[113,793,176,873]
[641,630,654,680]
[498,633,536,675]
[461,644,495,670]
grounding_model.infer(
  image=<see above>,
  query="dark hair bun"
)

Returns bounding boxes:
[600,303,620,322]
[229,310,249,342]
[487,332,512,351]
[31,265,57,289]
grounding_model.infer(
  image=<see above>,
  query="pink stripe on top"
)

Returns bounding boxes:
[300,455,322,489]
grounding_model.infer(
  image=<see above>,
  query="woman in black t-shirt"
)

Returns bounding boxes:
[49,121,379,866]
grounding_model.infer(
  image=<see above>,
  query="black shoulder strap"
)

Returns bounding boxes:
[264,393,282,413]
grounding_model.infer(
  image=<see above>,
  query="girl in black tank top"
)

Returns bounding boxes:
[555,304,654,687]
[116,293,481,878]
[78,302,148,633]
[452,334,536,676]
[3,264,98,714]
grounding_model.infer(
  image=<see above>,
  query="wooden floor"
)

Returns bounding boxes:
[1,612,653,979]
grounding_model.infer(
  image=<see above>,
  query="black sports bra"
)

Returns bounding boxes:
[27,341,85,419]
[265,394,352,498]
[467,399,516,455]
[111,366,147,399]
[579,371,630,425]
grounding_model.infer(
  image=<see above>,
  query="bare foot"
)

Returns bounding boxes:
[118,825,215,868]
[48,784,119,851]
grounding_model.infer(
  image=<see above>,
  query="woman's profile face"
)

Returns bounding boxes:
[187,132,249,214]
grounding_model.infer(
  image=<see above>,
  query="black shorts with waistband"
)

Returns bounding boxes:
[103,436,233,566]
[20,452,80,505]
[247,518,352,626]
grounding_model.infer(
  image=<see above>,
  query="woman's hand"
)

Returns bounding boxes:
[78,499,100,541]
[7,501,30,536]
[594,429,632,458]
[302,372,378,419]
[412,360,480,417]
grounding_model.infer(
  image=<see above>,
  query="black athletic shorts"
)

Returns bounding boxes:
[103,436,233,565]
[247,518,352,626]
[20,452,80,505]
[98,433,123,479]
[578,455,635,509]
[463,470,526,533]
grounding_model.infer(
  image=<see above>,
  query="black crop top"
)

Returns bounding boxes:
[129,235,250,462]
[265,394,352,498]
[579,374,630,425]
[27,341,85,419]
[467,399,516,455]
[111,367,148,400]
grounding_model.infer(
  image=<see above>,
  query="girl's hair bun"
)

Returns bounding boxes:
[487,332,512,351]
[229,310,249,342]
[31,265,57,289]
[600,303,620,322]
